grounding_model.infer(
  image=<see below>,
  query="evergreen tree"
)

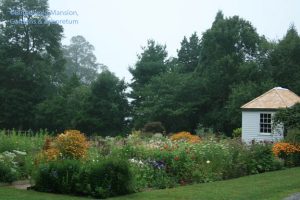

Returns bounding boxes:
[0,0,64,129]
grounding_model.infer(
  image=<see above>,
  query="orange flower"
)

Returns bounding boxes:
[55,130,89,159]
[170,131,201,143]
[272,142,300,157]
[174,156,179,161]
[36,130,89,164]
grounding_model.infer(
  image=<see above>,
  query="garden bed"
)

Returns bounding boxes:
[1,130,299,199]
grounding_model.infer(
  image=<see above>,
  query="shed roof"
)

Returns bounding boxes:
[241,87,300,109]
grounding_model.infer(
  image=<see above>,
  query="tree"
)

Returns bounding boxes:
[34,75,86,132]
[196,11,264,134]
[0,0,64,130]
[270,26,300,94]
[79,70,129,136]
[177,32,201,73]
[129,40,168,128]
[225,80,276,132]
[274,103,300,130]
[133,71,205,132]
[63,35,100,84]
[129,40,168,87]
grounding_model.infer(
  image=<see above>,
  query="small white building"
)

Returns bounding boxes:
[241,87,300,143]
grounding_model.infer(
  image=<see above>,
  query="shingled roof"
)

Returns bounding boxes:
[241,87,300,109]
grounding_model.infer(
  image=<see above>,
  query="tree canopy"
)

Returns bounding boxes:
[0,5,299,136]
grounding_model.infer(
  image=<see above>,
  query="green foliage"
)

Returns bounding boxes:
[246,144,283,174]
[0,0,64,130]
[133,72,203,132]
[79,70,129,136]
[1,168,300,200]
[87,158,133,198]
[270,26,300,94]
[177,32,201,73]
[274,103,300,130]
[34,160,81,193]
[129,40,169,129]
[142,122,165,134]
[0,152,19,183]
[232,128,242,138]
[34,158,133,199]
[0,162,17,183]
[226,81,276,130]
[285,128,300,144]
[63,35,100,84]
[0,130,46,153]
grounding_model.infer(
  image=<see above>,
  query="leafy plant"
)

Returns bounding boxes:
[143,122,165,134]
[88,158,133,198]
[232,128,242,138]
[36,130,89,163]
[33,159,81,193]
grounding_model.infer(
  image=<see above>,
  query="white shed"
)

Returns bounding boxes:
[241,87,300,143]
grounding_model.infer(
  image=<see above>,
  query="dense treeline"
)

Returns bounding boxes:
[0,0,299,136]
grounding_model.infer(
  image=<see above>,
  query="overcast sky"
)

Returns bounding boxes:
[48,0,300,82]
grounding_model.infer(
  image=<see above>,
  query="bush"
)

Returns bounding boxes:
[34,160,81,193]
[36,130,89,163]
[143,122,165,134]
[88,158,133,198]
[170,131,201,143]
[55,130,89,159]
[246,143,283,174]
[285,128,300,144]
[0,151,27,183]
[232,128,242,138]
[0,162,17,183]
[33,158,133,199]
[272,142,300,167]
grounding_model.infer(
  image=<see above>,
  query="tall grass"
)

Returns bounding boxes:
[0,130,48,153]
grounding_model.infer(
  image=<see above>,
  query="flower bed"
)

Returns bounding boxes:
[1,129,296,199]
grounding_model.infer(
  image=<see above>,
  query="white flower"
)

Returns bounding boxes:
[206,160,211,164]
[12,150,27,156]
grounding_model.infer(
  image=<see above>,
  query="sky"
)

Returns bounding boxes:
[48,0,300,82]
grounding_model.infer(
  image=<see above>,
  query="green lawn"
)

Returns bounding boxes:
[1,167,300,200]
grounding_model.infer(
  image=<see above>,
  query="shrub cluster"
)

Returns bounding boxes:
[272,142,300,166]
[112,137,283,190]
[33,158,133,199]
[36,130,89,163]
[143,122,165,134]
[0,150,27,183]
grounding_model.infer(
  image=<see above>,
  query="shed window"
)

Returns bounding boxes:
[260,113,272,133]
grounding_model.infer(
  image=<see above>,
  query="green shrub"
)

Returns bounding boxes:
[246,143,283,174]
[88,158,133,198]
[285,128,300,144]
[0,151,25,182]
[0,162,17,183]
[232,128,242,138]
[34,160,81,193]
[143,122,165,134]
[34,158,133,199]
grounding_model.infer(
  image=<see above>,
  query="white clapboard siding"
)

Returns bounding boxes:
[242,111,284,143]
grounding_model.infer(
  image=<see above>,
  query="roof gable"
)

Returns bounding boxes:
[241,87,300,109]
